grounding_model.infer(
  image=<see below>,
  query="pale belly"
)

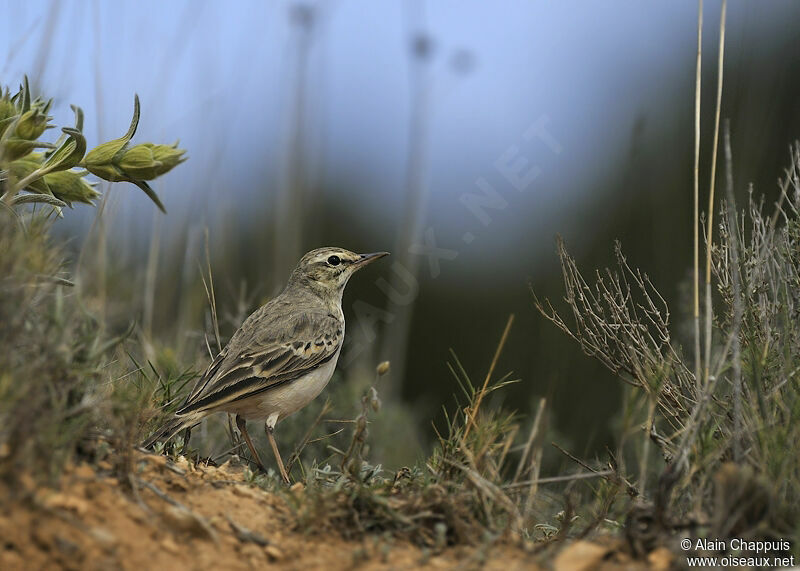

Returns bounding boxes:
[228,346,341,423]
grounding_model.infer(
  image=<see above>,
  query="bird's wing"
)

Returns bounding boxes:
[176,311,342,416]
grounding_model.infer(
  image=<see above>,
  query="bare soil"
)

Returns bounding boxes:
[0,452,671,570]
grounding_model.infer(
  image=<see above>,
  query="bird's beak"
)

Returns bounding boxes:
[355,251,389,268]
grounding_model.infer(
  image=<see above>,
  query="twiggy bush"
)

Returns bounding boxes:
[533,145,800,549]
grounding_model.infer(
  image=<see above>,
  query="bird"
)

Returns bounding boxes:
[143,247,389,483]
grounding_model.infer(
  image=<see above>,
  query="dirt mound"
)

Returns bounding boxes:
[0,452,667,570]
[0,453,528,570]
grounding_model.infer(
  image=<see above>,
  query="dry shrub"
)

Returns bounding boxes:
[532,145,800,552]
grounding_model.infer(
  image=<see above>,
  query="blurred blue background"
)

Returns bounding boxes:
[4,0,800,458]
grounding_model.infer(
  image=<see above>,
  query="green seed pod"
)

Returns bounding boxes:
[7,154,50,194]
[83,137,130,180]
[117,144,160,180]
[2,137,40,162]
[145,142,187,173]
[118,143,186,180]
[77,95,182,212]
[0,94,16,139]
[44,170,100,206]
[82,94,139,182]
[15,108,50,140]
[83,160,126,182]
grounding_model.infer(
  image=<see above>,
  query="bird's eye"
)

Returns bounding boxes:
[327,255,341,266]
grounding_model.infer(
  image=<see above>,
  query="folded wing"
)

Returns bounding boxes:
[177,310,342,416]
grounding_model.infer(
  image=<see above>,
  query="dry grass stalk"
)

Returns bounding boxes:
[507,397,547,517]
[513,397,546,485]
[703,0,727,386]
[286,399,333,473]
[693,0,703,391]
[463,314,515,439]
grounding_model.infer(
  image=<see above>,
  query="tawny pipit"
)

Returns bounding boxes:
[143,247,388,483]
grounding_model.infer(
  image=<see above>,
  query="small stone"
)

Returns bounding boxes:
[241,543,264,562]
[648,547,673,571]
[89,527,117,549]
[265,545,284,561]
[43,493,90,516]
[161,537,180,553]
[553,540,611,571]
[130,507,148,524]
[428,556,449,568]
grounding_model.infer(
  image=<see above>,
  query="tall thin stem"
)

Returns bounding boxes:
[703,0,726,386]
[463,314,514,440]
[693,0,703,391]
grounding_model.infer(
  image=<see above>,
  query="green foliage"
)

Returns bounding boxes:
[0,74,188,486]
[275,356,530,547]
[0,76,185,213]
[0,215,111,482]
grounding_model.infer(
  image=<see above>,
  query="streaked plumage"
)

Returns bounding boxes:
[143,247,388,483]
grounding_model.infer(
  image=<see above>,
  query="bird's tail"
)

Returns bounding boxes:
[141,415,194,449]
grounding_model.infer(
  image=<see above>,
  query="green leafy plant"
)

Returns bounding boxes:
[0,77,185,213]
[0,75,187,487]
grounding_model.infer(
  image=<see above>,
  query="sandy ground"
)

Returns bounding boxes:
[0,452,671,570]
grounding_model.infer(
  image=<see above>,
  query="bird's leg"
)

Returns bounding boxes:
[235,414,266,473]
[265,414,290,485]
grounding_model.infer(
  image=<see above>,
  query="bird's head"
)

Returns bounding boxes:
[288,247,389,296]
